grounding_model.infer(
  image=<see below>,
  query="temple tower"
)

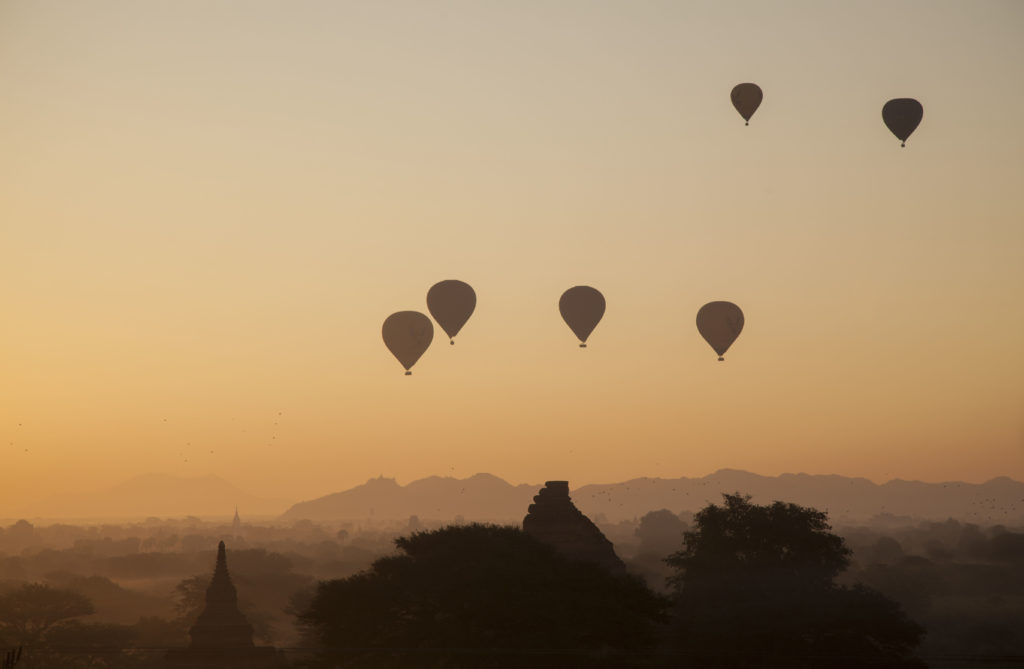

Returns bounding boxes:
[165,541,285,668]
[188,541,254,648]
[523,481,626,574]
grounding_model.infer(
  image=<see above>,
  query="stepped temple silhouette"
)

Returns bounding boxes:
[165,541,285,668]
[523,480,625,573]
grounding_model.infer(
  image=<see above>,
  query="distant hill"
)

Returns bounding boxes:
[281,470,1024,525]
[281,473,539,523]
[573,469,1024,525]
[21,470,1024,525]
[22,473,288,521]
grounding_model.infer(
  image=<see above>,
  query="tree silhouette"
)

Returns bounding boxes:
[297,523,667,668]
[635,509,688,559]
[0,584,94,649]
[629,510,688,593]
[665,494,926,668]
[0,583,95,668]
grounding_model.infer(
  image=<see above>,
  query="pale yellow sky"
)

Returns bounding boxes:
[2,0,1022,509]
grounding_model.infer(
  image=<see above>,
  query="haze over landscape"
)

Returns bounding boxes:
[2,3,1024,665]
[9,470,1024,526]
[3,0,1023,513]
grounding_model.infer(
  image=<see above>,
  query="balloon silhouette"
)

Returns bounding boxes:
[697,301,744,361]
[559,286,605,348]
[382,311,433,375]
[882,98,923,147]
[427,280,476,345]
[731,83,763,125]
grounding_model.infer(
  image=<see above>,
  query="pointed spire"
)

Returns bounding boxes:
[167,541,287,666]
[188,541,254,649]
[207,541,235,603]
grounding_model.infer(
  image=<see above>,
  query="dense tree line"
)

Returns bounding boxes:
[663,494,924,668]
[2,502,1022,666]
[299,524,667,668]
[297,498,927,668]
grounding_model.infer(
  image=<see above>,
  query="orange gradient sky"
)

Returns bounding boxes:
[2,0,1023,510]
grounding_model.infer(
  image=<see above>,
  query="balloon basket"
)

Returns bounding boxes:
[404,371,412,376]
[579,343,587,348]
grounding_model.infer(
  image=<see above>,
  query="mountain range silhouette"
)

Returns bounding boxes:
[281,469,1024,525]
[13,470,1023,524]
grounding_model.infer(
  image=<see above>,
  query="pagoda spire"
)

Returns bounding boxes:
[188,541,254,649]
[166,541,286,667]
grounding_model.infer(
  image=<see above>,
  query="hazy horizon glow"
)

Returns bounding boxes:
[3,0,1023,508]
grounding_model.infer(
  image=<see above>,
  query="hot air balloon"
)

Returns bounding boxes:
[882,98,923,147]
[559,286,605,348]
[382,311,433,375]
[697,301,744,361]
[731,83,763,125]
[427,280,476,345]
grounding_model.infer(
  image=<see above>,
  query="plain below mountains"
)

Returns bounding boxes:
[281,470,1024,525]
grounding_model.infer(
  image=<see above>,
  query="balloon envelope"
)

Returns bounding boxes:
[382,311,433,374]
[731,83,763,124]
[559,286,605,347]
[882,98,923,146]
[427,280,476,344]
[696,301,744,360]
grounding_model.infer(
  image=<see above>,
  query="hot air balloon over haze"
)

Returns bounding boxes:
[382,311,433,375]
[559,286,605,348]
[696,301,744,361]
[731,83,763,125]
[427,280,476,345]
[882,98,923,147]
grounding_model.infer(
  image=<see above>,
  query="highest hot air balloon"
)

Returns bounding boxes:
[696,301,744,361]
[427,280,476,345]
[882,98,923,147]
[382,311,433,375]
[731,83,763,125]
[559,286,605,348]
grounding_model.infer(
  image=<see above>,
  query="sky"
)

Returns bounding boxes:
[2,0,1023,511]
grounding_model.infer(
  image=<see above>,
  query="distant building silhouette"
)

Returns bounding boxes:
[165,541,285,668]
[231,507,241,537]
[523,481,626,574]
